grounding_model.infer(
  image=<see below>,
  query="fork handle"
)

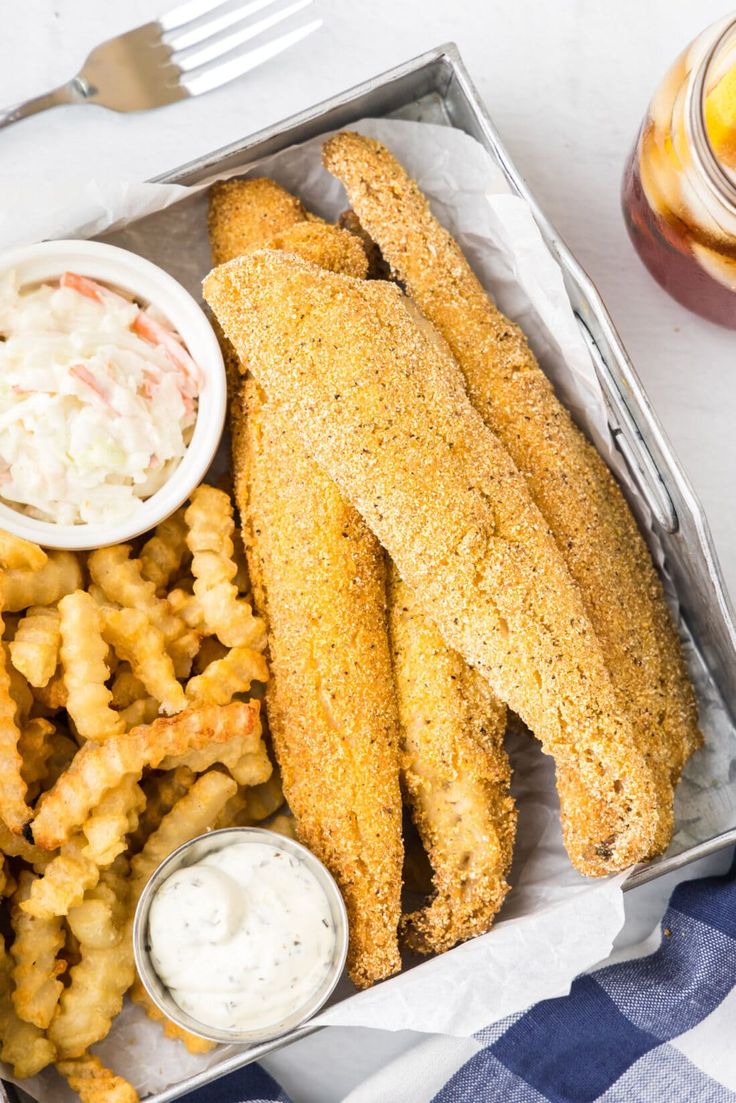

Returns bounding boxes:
[0,78,90,131]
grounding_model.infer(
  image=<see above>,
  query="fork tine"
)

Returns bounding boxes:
[159,0,232,34]
[174,0,313,71]
[182,18,321,96]
[164,0,283,52]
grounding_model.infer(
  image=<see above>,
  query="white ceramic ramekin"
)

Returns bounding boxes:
[0,239,226,550]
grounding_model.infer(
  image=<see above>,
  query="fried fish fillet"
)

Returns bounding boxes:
[322,132,702,855]
[389,565,515,953]
[204,251,658,876]
[208,183,403,987]
[212,179,516,954]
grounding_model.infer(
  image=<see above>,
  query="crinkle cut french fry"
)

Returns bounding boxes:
[130,977,214,1054]
[159,712,269,785]
[262,810,298,839]
[192,636,228,674]
[48,858,134,1059]
[81,773,145,865]
[19,717,55,793]
[103,606,185,716]
[57,1053,139,1103]
[23,775,145,918]
[32,666,68,713]
[30,701,261,849]
[119,697,160,730]
[40,729,77,791]
[88,544,186,646]
[0,820,46,864]
[166,587,205,630]
[60,591,125,742]
[213,784,250,829]
[185,485,267,649]
[6,646,33,725]
[129,769,238,902]
[9,605,61,687]
[0,551,82,612]
[110,666,149,710]
[129,766,195,852]
[185,645,268,705]
[0,611,29,834]
[10,869,65,1028]
[140,507,189,592]
[0,933,56,1077]
[0,529,47,571]
[243,770,284,821]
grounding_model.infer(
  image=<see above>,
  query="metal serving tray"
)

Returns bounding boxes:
[3,42,736,1103]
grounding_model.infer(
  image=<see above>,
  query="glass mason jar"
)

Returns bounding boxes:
[622,15,736,327]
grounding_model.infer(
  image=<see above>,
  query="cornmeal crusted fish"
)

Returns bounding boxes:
[204,251,659,876]
[322,132,702,855]
[208,183,403,987]
[211,178,516,956]
[389,565,515,953]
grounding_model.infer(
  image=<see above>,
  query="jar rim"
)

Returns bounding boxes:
[688,13,736,213]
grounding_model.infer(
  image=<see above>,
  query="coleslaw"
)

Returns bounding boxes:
[0,269,203,525]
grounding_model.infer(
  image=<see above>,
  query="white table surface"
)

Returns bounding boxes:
[1,2,734,1100]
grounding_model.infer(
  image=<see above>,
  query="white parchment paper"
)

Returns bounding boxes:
[2,118,735,1103]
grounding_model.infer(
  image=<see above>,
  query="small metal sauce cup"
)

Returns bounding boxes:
[133,826,349,1045]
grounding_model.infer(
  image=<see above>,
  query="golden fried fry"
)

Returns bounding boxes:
[0,610,29,834]
[88,545,189,655]
[129,766,196,851]
[9,605,61,687]
[49,859,134,1059]
[10,869,65,1028]
[0,933,56,1077]
[0,551,82,612]
[159,709,269,786]
[129,770,237,900]
[243,770,284,821]
[166,587,205,630]
[23,776,144,918]
[19,717,55,793]
[262,810,297,839]
[119,697,160,730]
[40,729,77,791]
[110,666,149,710]
[130,977,214,1054]
[185,485,267,649]
[213,783,250,828]
[192,636,228,674]
[60,591,125,742]
[140,507,189,592]
[81,774,146,866]
[6,648,33,724]
[56,1054,139,1103]
[103,607,185,716]
[0,530,47,571]
[0,820,47,864]
[185,645,268,705]
[31,666,68,713]
[31,701,261,848]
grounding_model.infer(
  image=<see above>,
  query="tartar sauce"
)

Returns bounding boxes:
[148,841,337,1033]
[0,269,202,525]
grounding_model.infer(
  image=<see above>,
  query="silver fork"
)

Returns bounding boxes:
[0,0,321,130]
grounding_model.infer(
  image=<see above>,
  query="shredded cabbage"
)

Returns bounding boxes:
[0,270,202,525]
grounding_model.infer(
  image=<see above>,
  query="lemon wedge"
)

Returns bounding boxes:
[704,65,736,169]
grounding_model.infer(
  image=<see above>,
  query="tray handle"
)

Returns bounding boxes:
[575,317,678,535]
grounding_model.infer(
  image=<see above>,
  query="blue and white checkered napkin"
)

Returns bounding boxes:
[187,856,736,1103]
